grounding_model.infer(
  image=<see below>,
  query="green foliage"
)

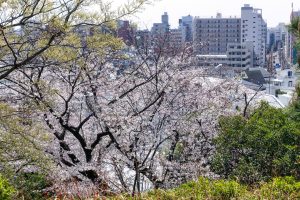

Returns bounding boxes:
[288,17,300,38]
[140,177,247,200]
[146,189,176,200]
[289,83,300,122]
[0,103,52,173]
[13,173,51,200]
[111,177,299,199]
[210,179,247,199]
[287,17,300,66]
[0,103,53,199]
[0,174,15,200]
[211,102,300,184]
[258,176,300,200]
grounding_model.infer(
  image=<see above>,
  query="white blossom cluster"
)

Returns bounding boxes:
[0,47,267,195]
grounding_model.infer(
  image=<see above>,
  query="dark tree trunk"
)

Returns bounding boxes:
[79,169,99,184]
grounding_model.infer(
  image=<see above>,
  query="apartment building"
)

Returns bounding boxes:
[193,13,241,55]
[151,12,170,37]
[227,42,253,68]
[179,15,193,43]
[169,28,183,47]
[241,4,267,67]
[194,42,253,68]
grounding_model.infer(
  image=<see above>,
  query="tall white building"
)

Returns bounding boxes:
[241,4,267,67]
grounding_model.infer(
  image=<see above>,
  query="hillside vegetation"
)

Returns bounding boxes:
[109,177,299,200]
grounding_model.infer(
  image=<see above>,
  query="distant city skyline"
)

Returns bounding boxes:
[130,0,300,29]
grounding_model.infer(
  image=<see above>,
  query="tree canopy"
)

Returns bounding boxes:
[212,102,300,184]
[288,17,300,66]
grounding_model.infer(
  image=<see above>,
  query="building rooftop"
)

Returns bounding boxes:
[249,67,271,78]
[244,69,266,85]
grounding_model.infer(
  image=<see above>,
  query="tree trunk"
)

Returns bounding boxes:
[79,169,99,184]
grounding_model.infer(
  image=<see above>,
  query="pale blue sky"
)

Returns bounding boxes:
[127,0,300,29]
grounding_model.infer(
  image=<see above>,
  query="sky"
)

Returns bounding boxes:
[123,0,300,29]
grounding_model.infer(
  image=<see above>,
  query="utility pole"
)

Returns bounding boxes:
[267,47,274,74]
[267,46,274,94]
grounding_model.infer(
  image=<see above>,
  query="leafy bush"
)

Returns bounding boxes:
[289,83,300,122]
[0,174,15,200]
[146,189,176,200]
[92,176,300,199]
[140,177,246,200]
[13,173,51,200]
[172,180,206,199]
[211,102,300,184]
[211,179,246,199]
[257,176,300,200]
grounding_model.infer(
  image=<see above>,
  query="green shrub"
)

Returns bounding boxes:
[0,174,15,200]
[146,189,176,200]
[289,83,300,123]
[147,177,246,200]
[212,102,300,184]
[13,173,51,200]
[173,180,205,199]
[211,179,247,200]
[258,177,300,200]
[111,176,299,200]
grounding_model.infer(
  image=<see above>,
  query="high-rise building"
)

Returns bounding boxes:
[169,28,183,47]
[193,13,241,55]
[267,23,287,53]
[179,15,193,43]
[241,4,267,67]
[162,12,169,25]
[151,12,170,36]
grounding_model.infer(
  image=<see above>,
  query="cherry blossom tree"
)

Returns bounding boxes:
[1,32,260,196]
[0,2,267,196]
